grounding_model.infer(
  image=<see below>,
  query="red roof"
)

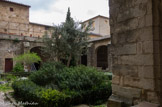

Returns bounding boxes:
[1,0,30,8]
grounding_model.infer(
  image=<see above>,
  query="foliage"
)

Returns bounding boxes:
[0,74,17,92]
[0,83,13,92]
[14,52,41,66]
[43,8,92,66]
[13,38,19,43]
[29,62,112,105]
[29,61,65,87]
[12,63,24,72]
[0,74,17,82]
[8,72,31,77]
[91,104,107,107]
[12,62,112,106]
[103,72,112,80]
[12,80,70,107]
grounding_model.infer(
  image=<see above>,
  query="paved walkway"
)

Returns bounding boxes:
[0,92,14,107]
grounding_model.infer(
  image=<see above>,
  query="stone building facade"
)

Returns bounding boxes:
[0,34,44,72]
[81,15,111,70]
[0,1,111,73]
[0,0,51,73]
[0,0,51,38]
[82,15,110,38]
[108,0,162,106]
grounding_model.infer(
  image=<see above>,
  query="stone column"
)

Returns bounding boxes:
[108,0,161,106]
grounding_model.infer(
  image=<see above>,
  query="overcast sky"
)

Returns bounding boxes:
[12,0,109,26]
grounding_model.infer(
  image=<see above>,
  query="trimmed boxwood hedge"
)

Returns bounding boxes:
[12,62,112,106]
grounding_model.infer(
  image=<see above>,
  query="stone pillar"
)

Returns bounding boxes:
[107,44,112,71]
[87,46,93,66]
[153,0,162,105]
[87,43,96,67]
[109,0,161,106]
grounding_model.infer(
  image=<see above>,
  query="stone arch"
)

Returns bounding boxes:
[96,45,108,70]
[30,46,44,70]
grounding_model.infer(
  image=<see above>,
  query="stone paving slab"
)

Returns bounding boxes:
[132,102,159,107]
[0,92,14,107]
[73,104,89,107]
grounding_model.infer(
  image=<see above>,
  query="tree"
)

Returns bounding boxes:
[43,26,65,61]
[43,8,92,66]
[14,52,41,71]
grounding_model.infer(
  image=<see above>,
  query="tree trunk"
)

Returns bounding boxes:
[67,54,72,67]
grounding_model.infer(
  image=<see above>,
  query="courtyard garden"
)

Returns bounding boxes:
[0,8,112,107]
[11,62,111,107]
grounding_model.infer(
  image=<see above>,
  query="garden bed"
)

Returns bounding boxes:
[12,62,112,107]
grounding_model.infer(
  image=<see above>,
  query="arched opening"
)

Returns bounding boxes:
[81,54,87,66]
[96,45,108,70]
[30,46,44,70]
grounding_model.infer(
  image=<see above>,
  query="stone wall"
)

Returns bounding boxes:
[0,1,51,38]
[109,0,161,105]
[0,34,44,72]
[153,0,162,105]
[82,16,110,36]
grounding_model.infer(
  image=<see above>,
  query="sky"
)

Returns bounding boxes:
[12,0,109,26]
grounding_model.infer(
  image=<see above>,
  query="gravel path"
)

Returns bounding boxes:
[0,92,14,107]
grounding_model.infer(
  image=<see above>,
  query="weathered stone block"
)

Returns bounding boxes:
[138,66,154,79]
[9,22,19,30]
[145,14,153,27]
[138,16,145,28]
[124,76,140,88]
[125,27,153,44]
[140,78,155,90]
[113,65,138,77]
[120,54,153,66]
[0,21,8,29]
[112,75,120,85]
[112,84,142,99]
[147,92,159,103]
[117,43,137,55]
[107,98,124,107]
[19,24,29,31]
[8,29,19,35]
[142,41,153,53]
[137,42,142,54]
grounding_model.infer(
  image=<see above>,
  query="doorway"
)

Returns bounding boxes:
[97,46,108,70]
[5,58,13,72]
[81,54,87,66]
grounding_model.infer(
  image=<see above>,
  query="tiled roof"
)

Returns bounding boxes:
[30,22,53,27]
[81,15,109,24]
[88,36,111,42]
[1,0,30,7]
[89,32,103,37]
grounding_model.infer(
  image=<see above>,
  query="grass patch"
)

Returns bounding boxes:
[0,83,13,92]
[0,74,18,92]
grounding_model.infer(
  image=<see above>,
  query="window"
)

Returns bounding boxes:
[10,7,14,12]
[45,26,49,30]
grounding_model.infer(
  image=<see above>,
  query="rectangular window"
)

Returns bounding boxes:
[10,7,14,12]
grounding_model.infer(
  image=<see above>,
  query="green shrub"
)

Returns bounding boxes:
[29,63,112,105]
[12,80,70,107]
[13,62,112,106]
[40,89,70,107]
[8,72,31,77]
[12,63,24,72]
